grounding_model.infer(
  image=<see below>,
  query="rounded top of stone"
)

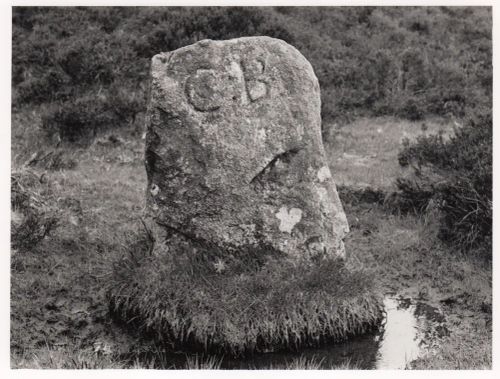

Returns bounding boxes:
[151,36,314,77]
[152,36,294,54]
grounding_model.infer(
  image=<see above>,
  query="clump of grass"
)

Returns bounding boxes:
[184,354,223,369]
[107,236,383,356]
[11,169,58,251]
[11,345,126,369]
[330,358,362,370]
[269,355,324,369]
[24,149,78,171]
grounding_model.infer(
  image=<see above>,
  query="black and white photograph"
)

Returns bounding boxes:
[3,1,495,372]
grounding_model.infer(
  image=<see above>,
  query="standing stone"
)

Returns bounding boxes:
[145,36,349,260]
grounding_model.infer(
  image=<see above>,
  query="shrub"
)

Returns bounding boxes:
[40,84,143,142]
[107,234,383,356]
[398,96,425,121]
[397,109,492,251]
[54,33,115,85]
[15,68,71,105]
[41,96,116,142]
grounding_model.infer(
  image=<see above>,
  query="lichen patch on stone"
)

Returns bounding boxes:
[229,60,244,80]
[317,165,332,182]
[276,206,303,233]
[248,81,267,101]
[316,186,327,202]
[257,128,267,140]
[150,183,160,196]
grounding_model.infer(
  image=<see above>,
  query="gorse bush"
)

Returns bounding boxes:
[12,6,491,141]
[397,109,492,252]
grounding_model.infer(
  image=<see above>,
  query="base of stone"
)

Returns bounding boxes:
[107,241,383,356]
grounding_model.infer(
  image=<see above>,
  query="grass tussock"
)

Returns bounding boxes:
[184,354,224,369]
[107,240,383,356]
[12,346,124,369]
[11,169,59,251]
[269,355,324,369]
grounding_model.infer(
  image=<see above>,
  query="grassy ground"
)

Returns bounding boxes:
[10,114,491,369]
[326,116,454,189]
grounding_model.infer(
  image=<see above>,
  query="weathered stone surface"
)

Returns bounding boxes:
[145,36,349,260]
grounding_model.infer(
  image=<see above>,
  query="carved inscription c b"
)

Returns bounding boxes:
[185,59,269,112]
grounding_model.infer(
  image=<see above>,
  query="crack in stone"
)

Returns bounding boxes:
[249,147,301,185]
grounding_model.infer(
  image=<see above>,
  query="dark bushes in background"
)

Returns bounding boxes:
[397,109,492,252]
[40,85,143,142]
[12,6,491,141]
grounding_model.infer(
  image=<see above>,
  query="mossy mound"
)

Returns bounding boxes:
[107,243,383,356]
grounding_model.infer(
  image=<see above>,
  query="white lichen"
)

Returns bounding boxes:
[248,81,267,101]
[316,187,328,202]
[317,165,332,182]
[275,206,303,233]
[258,128,267,140]
[150,183,160,196]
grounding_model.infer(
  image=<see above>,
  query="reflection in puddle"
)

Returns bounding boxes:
[219,296,448,369]
[375,298,421,369]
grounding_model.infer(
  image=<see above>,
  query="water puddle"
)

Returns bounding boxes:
[219,296,448,369]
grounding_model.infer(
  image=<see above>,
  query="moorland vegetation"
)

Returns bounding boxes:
[11,6,492,369]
